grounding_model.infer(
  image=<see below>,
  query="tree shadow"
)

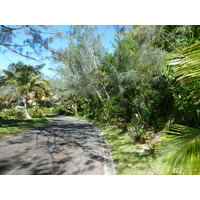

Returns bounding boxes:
[0,119,50,133]
[0,117,109,175]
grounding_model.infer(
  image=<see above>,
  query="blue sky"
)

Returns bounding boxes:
[0,25,116,78]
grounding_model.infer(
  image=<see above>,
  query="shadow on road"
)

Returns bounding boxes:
[0,117,107,175]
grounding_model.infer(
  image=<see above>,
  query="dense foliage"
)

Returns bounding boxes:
[49,25,200,174]
[1,25,200,174]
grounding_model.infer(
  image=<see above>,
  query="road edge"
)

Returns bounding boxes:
[89,123,117,175]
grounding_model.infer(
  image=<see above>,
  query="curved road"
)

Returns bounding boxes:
[0,116,115,175]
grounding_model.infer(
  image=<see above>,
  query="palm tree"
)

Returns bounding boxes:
[170,42,200,102]
[161,42,200,174]
[2,62,52,119]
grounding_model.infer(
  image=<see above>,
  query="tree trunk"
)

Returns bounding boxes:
[74,102,78,116]
[101,82,110,99]
[89,46,110,100]
[94,89,104,102]
[23,97,32,119]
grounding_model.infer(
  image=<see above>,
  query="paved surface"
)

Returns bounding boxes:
[0,116,115,175]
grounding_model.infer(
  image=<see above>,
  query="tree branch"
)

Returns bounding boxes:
[0,25,26,31]
[3,44,37,60]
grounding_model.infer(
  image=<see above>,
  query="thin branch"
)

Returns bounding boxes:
[0,41,30,47]
[26,26,58,55]
[25,25,59,35]
[88,45,110,99]
[3,44,37,60]
[158,75,174,86]
[1,51,13,62]
[150,26,181,53]
[0,25,26,31]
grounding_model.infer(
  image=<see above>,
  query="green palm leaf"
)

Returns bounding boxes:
[170,42,200,85]
[2,62,52,118]
[160,42,200,175]
[161,124,200,174]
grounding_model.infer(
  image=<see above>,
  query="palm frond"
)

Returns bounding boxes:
[3,90,18,105]
[170,42,200,84]
[160,124,200,175]
[2,70,15,78]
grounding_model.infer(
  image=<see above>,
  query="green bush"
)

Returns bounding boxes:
[126,126,146,143]
[0,108,25,119]
[56,107,66,115]
[0,116,3,125]
[43,107,53,115]
[29,106,44,118]
[43,106,66,115]
[0,106,45,119]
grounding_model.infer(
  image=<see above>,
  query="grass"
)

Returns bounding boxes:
[0,118,52,138]
[74,116,163,175]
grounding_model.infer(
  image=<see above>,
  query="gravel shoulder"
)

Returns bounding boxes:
[0,116,115,175]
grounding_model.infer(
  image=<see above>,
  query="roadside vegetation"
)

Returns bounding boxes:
[0,25,200,175]
[75,116,162,175]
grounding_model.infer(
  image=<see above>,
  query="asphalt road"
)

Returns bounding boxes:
[0,116,115,175]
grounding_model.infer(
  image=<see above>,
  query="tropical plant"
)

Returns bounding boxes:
[2,62,52,119]
[170,41,200,99]
[161,42,200,174]
[161,124,200,174]
[0,107,25,119]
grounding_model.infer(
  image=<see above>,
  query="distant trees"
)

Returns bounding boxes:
[2,62,52,119]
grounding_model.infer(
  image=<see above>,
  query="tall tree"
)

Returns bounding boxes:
[54,25,110,105]
[101,26,169,125]
[2,62,52,119]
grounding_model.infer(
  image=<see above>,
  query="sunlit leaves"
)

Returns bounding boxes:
[2,62,52,104]
[161,124,200,175]
[160,42,200,174]
[169,42,200,82]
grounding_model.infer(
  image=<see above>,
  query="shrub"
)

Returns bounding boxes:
[126,126,146,143]
[43,106,66,115]
[56,107,66,115]
[0,116,3,126]
[29,106,44,118]
[43,107,53,115]
[0,107,25,119]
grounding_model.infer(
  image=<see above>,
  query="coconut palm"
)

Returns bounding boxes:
[2,62,52,119]
[170,42,200,101]
[161,124,200,174]
[161,42,200,174]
